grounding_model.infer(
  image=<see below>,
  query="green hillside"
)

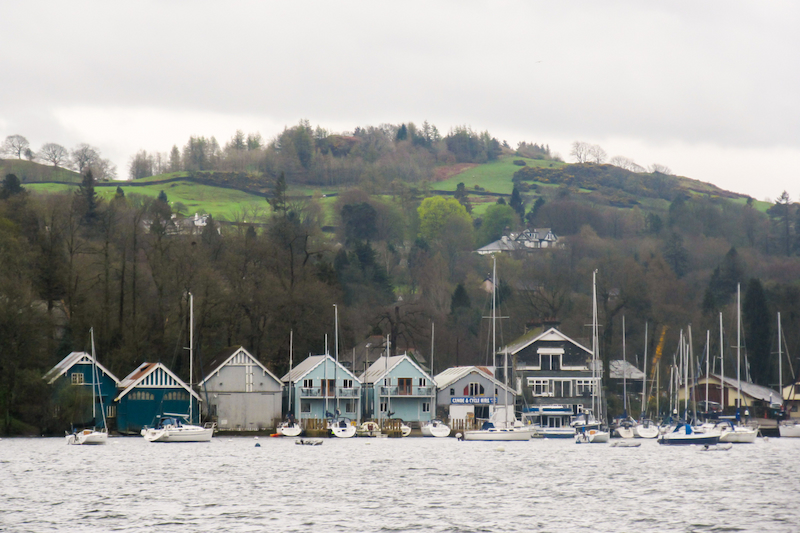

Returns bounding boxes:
[1,159,82,183]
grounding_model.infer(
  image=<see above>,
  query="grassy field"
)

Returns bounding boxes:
[26,181,269,221]
[433,156,564,194]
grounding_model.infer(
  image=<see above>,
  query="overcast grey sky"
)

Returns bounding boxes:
[1,1,798,201]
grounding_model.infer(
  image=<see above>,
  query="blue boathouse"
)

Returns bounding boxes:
[114,362,203,435]
[360,354,436,425]
[282,354,361,423]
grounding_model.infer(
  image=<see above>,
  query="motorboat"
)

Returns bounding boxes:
[356,420,382,437]
[779,420,800,437]
[575,428,610,443]
[66,428,108,445]
[658,424,720,446]
[531,424,576,439]
[142,415,215,442]
[295,438,323,446]
[610,440,641,448]
[328,417,356,438]
[421,419,451,438]
[716,420,758,443]
[277,420,303,437]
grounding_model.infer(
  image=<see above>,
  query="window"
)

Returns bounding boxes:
[467,382,484,396]
[342,379,353,389]
[164,391,188,401]
[321,379,335,396]
[384,378,391,386]
[380,401,388,413]
[398,378,412,395]
[71,373,85,385]
[450,388,455,395]
[301,402,311,413]
[303,379,313,388]
[344,400,354,413]
[208,404,217,417]
[419,378,426,387]
[422,402,430,413]
[528,379,552,397]
[540,353,561,371]
[106,405,116,418]
[130,391,154,401]
[576,379,594,397]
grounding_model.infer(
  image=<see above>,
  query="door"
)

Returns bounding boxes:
[398,378,412,395]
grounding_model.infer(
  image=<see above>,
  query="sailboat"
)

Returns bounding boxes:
[612,316,635,439]
[575,271,609,444]
[278,330,303,437]
[463,257,530,442]
[142,293,214,443]
[634,322,659,438]
[66,328,108,445]
[421,323,451,437]
[717,284,757,443]
[326,305,356,438]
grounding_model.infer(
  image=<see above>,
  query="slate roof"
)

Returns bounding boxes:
[359,354,432,384]
[699,374,781,403]
[199,346,281,385]
[609,359,646,380]
[502,327,593,356]
[281,354,361,384]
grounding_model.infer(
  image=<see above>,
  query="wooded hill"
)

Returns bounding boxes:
[1,121,798,435]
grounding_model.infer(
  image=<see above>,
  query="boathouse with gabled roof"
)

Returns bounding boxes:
[433,366,516,423]
[359,353,435,425]
[43,351,120,430]
[199,346,283,431]
[114,362,203,435]
[502,327,598,424]
[281,354,362,423]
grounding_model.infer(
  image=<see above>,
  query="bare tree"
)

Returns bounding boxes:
[71,143,100,173]
[128,150,154,180]
[570,141,591,163]
[2,135,30,159]
[24,148,36,161]
[39,143,70,168]
[89,157,118,180]
[649,163,672,174]
[609,155,645,172]
[588,144,607,164]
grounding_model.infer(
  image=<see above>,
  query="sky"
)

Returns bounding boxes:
[1,1,798,201]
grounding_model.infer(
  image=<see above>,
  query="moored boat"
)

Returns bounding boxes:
[658,424,720,446]
[277,421,303,437]
[575,428,610,443]
[421,419,451,438]
[328,417,356,438]
[356,420,382,437]
[142,415,215,442]
[779,421,800,437]
[66,428,108,445]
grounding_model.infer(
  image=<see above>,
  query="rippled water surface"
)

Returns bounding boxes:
[2,436,799,532]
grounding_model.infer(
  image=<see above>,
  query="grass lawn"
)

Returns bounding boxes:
[434,156,564,194]
[27,180,269,221]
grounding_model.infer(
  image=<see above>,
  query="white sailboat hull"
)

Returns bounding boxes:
[719,426,758,443]
[143,425,214,442]
[576,429,610,443]
[463,427,531,441]
[329,423,356,438]
[66,429,108,445]
[633,424,660,439]
[277,423,303,437]
[614,426,635,439]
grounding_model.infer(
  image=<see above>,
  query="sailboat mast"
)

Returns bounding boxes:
[689,325,696,422]
[189,292,193,424]
[288,330,293,415]
[737,283,742,416]
[90,327,96,420]
[719,312,724,410]
[622,315,627,418]
[592,270,598,420]
[705,329,710,419]
[778,312,783,402]
[642,322,648,419]
[492,255,497,369]
[334,304,339,414]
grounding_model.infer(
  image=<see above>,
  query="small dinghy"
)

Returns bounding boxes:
[295,439,323,446]
[610,440,641,448]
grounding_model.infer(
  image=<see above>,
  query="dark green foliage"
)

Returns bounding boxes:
[453,182,472,213]
[513,160,527,166]
[115,186,125,199]
[743,278,772,386]
[76,170,99,225]
[1,174,24,199]
[396,124,408,141]
[450,283,471,314]
[509,186,525,220]
[341,202,377,243]
[645,212,663,234]
[269,172,288,216]
[514,163,679,202]
[335,241,393,306]
[525,197,545,226]
[157,190,168,204]
[663,232,689,277]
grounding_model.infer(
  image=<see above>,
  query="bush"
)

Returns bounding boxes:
[513,160,527,166]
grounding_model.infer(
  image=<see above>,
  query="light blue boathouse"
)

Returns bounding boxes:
[360,354,436,425]
[281,354,361,423]
[114,362,203,435]
[44,351,120,430]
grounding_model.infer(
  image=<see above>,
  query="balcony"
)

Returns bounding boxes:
[379,386,433,397]
[300,387,359,398]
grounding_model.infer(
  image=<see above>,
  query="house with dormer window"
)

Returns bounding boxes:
[433,366,516,423]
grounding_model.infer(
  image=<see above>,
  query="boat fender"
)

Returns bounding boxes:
[456,432,463,441]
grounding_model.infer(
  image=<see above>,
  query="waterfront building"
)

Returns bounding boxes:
[433,366,515,423]
[43,351,120,429]
[281,354,361,423]
[683,374,781,418]
[502,327,597,426]
[199,346,283,431]
[360,354,435,425]
[114,362,202,434]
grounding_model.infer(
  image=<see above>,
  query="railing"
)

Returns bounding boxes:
[300,387,359,398]
[380,386,434,397]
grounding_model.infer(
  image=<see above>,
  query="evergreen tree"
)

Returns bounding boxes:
[743,278,772,386]
[77,170,99,225]
[0,174,24,199]
[450,283,471,314]
[269,172,288,216]
[509,186,525,221]
[396,124,408,142]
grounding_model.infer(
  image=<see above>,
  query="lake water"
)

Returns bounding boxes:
[2,436,799,532]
